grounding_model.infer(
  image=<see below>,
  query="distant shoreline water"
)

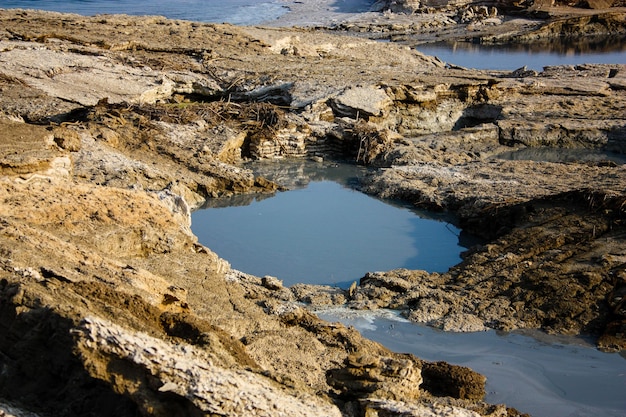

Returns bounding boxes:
[3,1,625,70]
[1,0,289,25]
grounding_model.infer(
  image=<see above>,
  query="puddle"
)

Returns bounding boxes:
[317,308,626,417]
[496,147,626,165]
[192,160,478,287]
[416,38,626,71]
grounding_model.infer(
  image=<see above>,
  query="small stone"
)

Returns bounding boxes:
[262,275,283,291]
[52,127,81,151]
[348,281,357,299]
[330,86,392,118]
[158,381,179,392]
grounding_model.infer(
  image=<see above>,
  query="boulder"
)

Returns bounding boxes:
[74,317,343,417]
[330,86,392,119]
[327,351,423,401]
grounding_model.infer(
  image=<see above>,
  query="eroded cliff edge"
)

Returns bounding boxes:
[0,6,624,417]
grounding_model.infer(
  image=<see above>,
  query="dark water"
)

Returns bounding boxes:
[417,38,626,71]
[497,147,626,165]
[192,160,474,287]
[318,308,626,417]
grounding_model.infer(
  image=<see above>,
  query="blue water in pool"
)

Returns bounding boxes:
[191,159,626,417]
[192,161,471,287]
[417,39,626,71]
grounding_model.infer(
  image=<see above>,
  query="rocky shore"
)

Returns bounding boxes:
[0,2,625,416]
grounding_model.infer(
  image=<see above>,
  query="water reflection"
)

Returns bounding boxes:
[200,159,369,209]
[247,158,370,190]
[496,147,626,165]
[193,160,474,287]
[417,36,626,71]
[453,35,626,55]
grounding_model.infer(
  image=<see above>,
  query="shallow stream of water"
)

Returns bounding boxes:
[317,308,626,417]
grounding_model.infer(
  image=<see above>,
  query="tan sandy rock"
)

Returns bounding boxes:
[0,42,221,106]
[0,119,63,176]
[0,7,624,417]
[74,316,343,417]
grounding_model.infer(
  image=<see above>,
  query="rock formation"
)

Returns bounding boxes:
[0,4,624,417]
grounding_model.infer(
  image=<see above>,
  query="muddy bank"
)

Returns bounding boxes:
[0,5,624,417]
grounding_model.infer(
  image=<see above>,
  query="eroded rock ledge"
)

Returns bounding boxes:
[0,7,624,417]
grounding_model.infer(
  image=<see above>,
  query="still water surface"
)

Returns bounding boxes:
[417,39,626,71]
[192,160,470,287]
[497,147,626,165]
[1,0,288,25]
[318,308,626,417]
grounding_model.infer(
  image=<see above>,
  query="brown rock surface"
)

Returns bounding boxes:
[0,5,623,417]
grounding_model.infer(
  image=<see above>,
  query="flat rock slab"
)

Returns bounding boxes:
[331,85,392,117]
[0,42,221,106]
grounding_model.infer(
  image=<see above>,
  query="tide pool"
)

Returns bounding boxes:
[417,39,626,71]
[192,160,473,287]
